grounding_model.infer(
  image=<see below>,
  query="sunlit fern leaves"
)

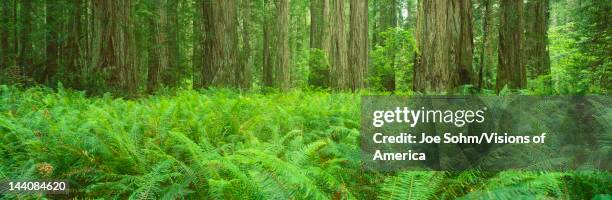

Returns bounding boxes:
[231,150,328,199]
[458,171,568,199]
[563,171,612,200]
[128,160,181,200]
[1,86,608,199]
[434,169,488,199]
[377,171,445,200]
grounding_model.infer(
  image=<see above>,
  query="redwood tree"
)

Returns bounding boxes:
[276,0,290,91]
[497,0,526,91]
[44,0,60,84]
[413,0,474,92]
[199,0,240,88]
[238,0,252,89]
[523,0,550,78]
[19,0,34,77]
[0,0,10,68]
[330,0,349,90]
[92,0,138,93]
[349,0,368,91]
[147,0,169,93]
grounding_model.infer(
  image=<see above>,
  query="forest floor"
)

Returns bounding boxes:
[0,86,609,199]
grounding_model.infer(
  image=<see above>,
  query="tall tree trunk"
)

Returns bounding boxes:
[164,0,180,87]
[478,0,491,90]
[478,0,498,90]
[262,24,273,88]
[193,0,204,88]
[374,0,397,46]
[12,0,17,62]
[0,0,10,68]
[92,0,138,94]
[309,0,321,49]
[85,0,93,74]
[349,0,368,91]
[413,0,474,92]
[330,0,349,90]
[217,0,239,87]
[147,0,169,93]
[66,0,83,88]
[523,0,550,78]
[201,0,214,88]
[262,0,274,88]
[322,0,330,60]
[238,0,252,89]
[200,0,239,88]
[276,0,290,91]
[309,0,330,88]
[310,0,330,53]
[19,0,34,78]
[497,0,525,91]
[44,0,60,84]
[457,0,474,86]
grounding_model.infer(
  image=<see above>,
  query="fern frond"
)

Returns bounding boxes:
[378,171,445,200]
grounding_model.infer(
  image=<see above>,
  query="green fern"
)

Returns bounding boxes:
[377,171,445,200]
[0,86,609,199]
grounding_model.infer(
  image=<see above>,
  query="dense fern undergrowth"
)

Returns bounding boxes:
[0,85,609,199]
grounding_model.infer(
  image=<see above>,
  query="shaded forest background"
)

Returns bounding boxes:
[0,0,610,95]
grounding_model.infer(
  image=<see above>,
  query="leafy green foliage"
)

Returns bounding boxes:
[0,85,609,199]
[308,49,330,89]
[378,171,444,200]
[548,23,603,94]
[0,86,365,199]
[370,28,416,92]
[545,0,611,95]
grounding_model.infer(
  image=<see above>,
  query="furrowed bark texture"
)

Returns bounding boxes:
[413,0,474,92]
